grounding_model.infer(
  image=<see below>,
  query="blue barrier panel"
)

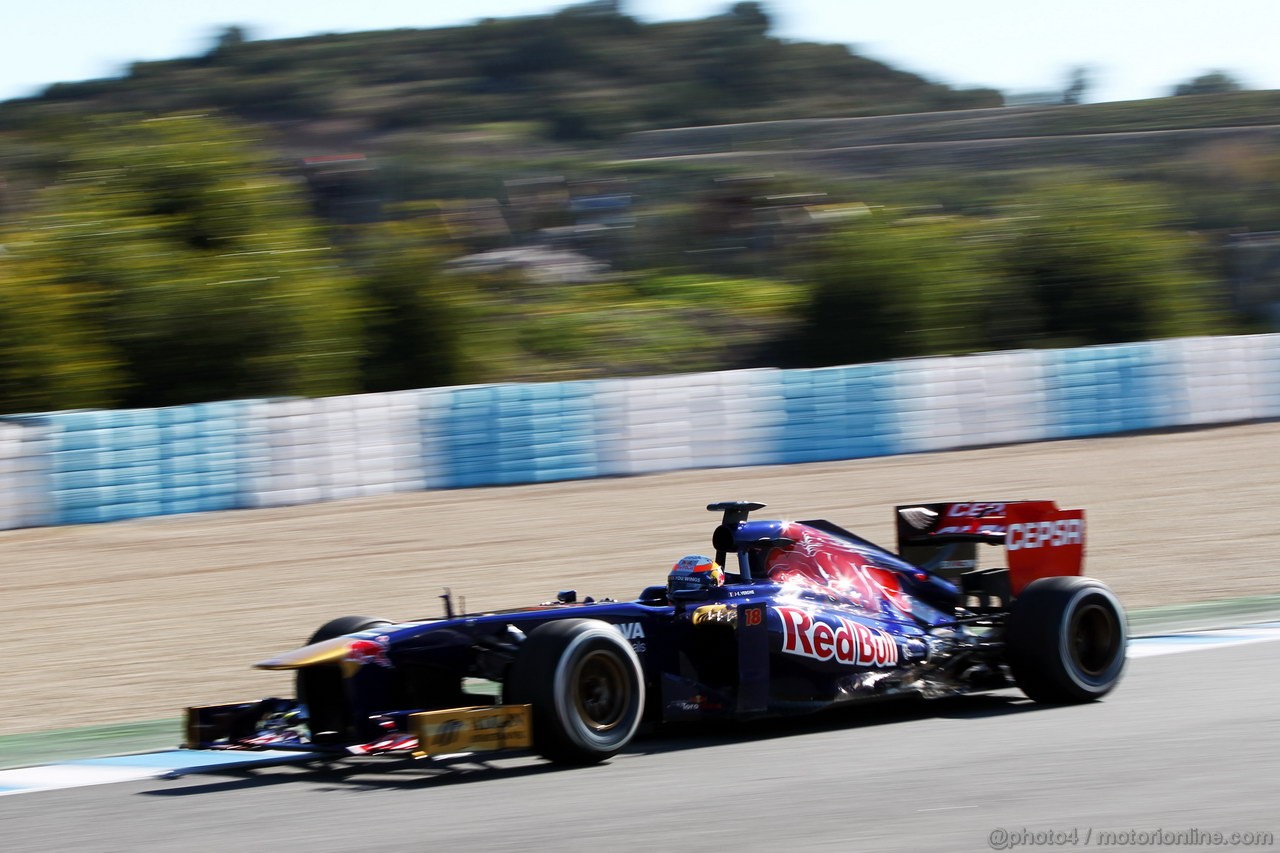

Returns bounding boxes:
[1042,343,1172,439]
[774,364,900,464]
[157,401,246,516]
[46,409,165,524]
[44,403,250,525]
[423,382,600,488]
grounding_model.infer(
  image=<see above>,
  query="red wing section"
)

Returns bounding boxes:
[1002,502,1085,594]
[895,501,1086,596]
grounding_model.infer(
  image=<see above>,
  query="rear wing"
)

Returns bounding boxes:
[895,501,1085,596]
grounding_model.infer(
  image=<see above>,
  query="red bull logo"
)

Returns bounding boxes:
[345,635,393,668]
[778,606,898,668]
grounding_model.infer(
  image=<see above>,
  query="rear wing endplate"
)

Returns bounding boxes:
[895,501,1086,595]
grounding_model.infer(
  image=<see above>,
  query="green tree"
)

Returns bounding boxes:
[790,177,1219,368]
[1063,65,1091,105]
[0,245,123,413]
[341,215,488,391]
[436,268,805,381]
[1173,70,1244,97]
[996,178,1219,347]
[6,114,363,409]
[793,212,1005,366]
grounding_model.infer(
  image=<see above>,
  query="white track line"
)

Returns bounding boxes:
[1126,622,1280,659]
[0,750,320,797]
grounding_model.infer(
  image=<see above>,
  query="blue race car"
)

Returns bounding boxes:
[186,500,1126,765]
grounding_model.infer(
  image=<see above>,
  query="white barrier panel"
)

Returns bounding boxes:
[596,370,784,476]
[890,351,1051,453]
[244,392,423,508]
[1241,334,1280,419]
[1172,336,1260,426]
[1163,334,1280,426]
[690,369,784,469]
[891,357,979,454]
[595,375,698,476]
[968,350,1052,446]
[0,420,52,530]
[320,391,424,500]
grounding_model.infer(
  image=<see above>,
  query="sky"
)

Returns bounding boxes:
[3,1,1278,106]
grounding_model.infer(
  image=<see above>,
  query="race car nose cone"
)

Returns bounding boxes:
[254,636,354,670]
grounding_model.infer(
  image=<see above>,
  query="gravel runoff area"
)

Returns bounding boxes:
[2,420,1276,736]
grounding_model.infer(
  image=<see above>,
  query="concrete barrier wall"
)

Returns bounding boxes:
[0,334,1276,528]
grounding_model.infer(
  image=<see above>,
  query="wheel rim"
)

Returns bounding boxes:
[572,650,631,732]
[1069,600,1121,677]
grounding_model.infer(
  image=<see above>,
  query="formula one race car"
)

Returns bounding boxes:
[186,500,1126,765]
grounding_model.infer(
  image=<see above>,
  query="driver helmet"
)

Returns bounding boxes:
[668,555,724,596]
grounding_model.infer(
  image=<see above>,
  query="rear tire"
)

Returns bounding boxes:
[297,616,391,742]
[505,619,645,765]
[1006,577,1126,703]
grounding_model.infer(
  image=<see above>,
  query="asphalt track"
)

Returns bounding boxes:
[3,639,1277,853]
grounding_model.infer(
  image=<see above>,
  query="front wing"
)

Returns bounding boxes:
[185,699,533,760]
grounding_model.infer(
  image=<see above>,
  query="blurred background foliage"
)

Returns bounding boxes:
[2,116,364,411]
[0,1,1274,413]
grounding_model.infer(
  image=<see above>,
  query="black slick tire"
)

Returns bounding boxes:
[505,619,645,765]
[1005,576,1126,703]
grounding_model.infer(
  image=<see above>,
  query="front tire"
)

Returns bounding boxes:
[1005,577,1126,703]
[297,615,391,742]
[505,619,645,765]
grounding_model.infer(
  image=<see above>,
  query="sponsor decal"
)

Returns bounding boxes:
[934,523,1006,537]
[1007,519,1083,550]
[945,502,1006,518]
[411,706,532,755]
[667,694,727,713]
[615,622,646,640]
[692,605,735,626]
[899,506,938,530]
[345,635,393,668]
[434,720,464,748]
[778,606,898,668]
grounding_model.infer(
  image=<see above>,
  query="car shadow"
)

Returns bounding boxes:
[631,690,1040,756]
[140,690,1045,797]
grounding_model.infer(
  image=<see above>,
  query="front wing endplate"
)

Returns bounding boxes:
[410,705,532,757]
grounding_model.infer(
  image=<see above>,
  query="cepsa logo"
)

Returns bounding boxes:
[1007,519,1083,551]
[935,503,1008,536]
[778,607,898,667]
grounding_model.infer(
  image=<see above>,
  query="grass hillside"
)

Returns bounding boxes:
[0,2,997,148]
